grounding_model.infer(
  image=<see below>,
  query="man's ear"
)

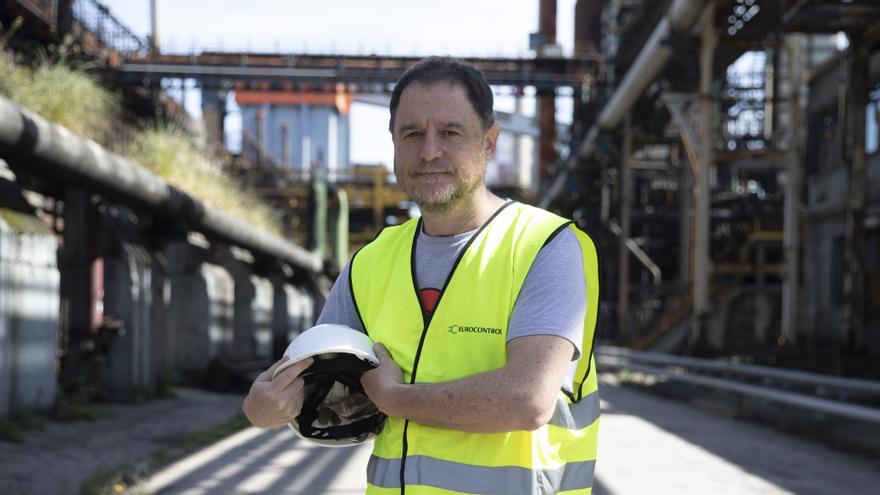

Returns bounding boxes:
[483,123,501,160]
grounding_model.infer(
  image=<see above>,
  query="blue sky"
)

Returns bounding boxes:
[102,0,576,167]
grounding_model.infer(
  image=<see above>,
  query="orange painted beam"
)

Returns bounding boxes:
[234,89,351,115]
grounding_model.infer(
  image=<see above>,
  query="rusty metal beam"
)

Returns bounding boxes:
[115,52,593,90]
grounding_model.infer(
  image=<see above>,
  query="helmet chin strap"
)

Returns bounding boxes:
[294,354,387,443]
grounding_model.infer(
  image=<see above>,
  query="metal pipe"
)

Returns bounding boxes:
[694,4,715,332]
[541,0,707,208]
[598,345,880,395]
[617,114,633,340]
[608,220,662,286]
[598,358,880,424]
[0,96,323,274]
[589,0,707,150]
[782,35,804,344]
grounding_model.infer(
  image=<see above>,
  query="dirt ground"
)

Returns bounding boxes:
[0,388,245,495]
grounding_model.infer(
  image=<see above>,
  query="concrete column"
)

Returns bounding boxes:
[166,242,212,372]
[694,5,715,337]
[782,34,804,344]
[57,188,100,395]
[201,87,226,152]
[617,113,633,341]
[103,241,154,398]
[843,38,869,351]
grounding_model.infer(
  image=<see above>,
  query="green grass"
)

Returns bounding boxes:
[0,38,282,237]
[0,50,120,143]
[128,126,282,235]
[0,413,46,444]
[54,402,110,422]
[0,418,24,443]
[80,464,151,495]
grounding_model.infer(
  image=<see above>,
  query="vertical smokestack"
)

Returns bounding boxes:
[282,123,291,167]
[150,0,159,54]
[538,0,558,183]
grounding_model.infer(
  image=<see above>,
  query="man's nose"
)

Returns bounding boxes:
[418,132,443,162]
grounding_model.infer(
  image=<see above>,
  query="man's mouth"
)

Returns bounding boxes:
[413,170,452,176]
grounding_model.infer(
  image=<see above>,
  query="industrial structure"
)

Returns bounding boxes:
[540,0,880,382]
[0,0,879,456]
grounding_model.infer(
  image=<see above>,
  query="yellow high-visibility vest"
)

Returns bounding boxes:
[350,201,600,495]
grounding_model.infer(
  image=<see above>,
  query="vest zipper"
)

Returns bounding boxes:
[399,201,514,494]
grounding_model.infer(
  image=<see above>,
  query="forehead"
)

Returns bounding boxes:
[395,81,481,127]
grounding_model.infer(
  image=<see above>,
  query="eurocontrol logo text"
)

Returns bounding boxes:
[448,324,503,335]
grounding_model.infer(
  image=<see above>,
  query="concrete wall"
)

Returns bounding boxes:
[0,213,60,416]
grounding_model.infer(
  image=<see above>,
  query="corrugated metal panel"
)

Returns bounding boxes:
[0,217,59,415]
[251,276,273,359]
[204,263,234,363]
[103,242,154,397]
[0,222,13,415]
[284,284,313,343]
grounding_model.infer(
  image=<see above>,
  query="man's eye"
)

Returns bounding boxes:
[405,132,423,139]
[443,130,461,137]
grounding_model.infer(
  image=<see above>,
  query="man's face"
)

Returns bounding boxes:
[391,81,499,213]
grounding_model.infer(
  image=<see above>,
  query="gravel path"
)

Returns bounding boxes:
[0,388,244,495]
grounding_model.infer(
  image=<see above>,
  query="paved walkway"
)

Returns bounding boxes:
[0,388,245,495]
[3,378,879,494]
[594,376,880,494]
[140,376,880,494]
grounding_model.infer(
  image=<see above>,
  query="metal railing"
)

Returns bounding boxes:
[596,345,880,424]
[73,0,147,55]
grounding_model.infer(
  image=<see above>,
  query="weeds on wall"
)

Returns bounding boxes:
[0,19,281,235]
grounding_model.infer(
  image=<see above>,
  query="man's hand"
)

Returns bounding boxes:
[361,344,404,416]
[242,356,314,428]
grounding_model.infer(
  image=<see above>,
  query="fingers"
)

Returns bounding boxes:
[256,356,289,381]
[373,343,390,362]
[273,356,314,387]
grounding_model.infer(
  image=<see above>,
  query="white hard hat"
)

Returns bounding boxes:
[273,324,386,447]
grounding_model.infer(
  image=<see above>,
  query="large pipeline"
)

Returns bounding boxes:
[541,0,708,208]
[0,95,323,274]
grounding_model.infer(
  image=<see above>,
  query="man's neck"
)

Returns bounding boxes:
[420,189,506,237]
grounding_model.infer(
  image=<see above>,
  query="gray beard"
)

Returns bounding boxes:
[406,177,482,215]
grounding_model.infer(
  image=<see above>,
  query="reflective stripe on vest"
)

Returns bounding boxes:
[351,201,601,495]
[367,455,596,494]
[549,391,600,430]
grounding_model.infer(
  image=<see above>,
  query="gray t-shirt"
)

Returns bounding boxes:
[317,221,587,388]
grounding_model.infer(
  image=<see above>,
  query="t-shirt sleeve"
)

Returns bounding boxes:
[507,227,586,361]
[316,261,366,332]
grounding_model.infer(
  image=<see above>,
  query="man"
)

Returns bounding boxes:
[244,57,600,494]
